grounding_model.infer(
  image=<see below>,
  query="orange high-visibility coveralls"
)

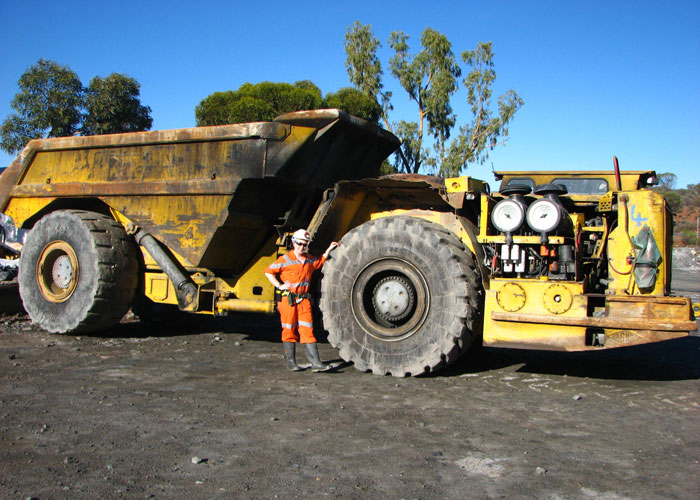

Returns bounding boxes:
[263,250,327,343]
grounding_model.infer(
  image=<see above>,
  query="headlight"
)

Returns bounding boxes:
[526,199,562,233]
[492,199,526,233]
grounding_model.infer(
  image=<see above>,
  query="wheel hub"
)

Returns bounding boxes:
[351,257,429,341]
[373,276,415,322]
[37,241,79,302]
[51,255,74,289]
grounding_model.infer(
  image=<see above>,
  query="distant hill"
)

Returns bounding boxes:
[654,178,699,246]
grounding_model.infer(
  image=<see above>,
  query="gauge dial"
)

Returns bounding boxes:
[491,199,525,233]
[526,199,562,233]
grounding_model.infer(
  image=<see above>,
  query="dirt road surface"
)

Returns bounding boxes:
[1,272,698,500]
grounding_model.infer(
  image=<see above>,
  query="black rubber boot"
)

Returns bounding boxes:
[283,342,302,371]
[304,343,332,372]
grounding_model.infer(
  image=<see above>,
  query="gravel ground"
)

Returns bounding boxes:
[0,269,698,500]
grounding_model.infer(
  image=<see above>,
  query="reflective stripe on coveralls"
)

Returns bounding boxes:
[263,250,328,343]
[277,294,315,343]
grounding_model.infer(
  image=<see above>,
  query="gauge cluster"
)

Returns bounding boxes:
[483,182,598,283]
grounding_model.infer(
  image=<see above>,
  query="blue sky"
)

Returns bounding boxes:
[1,0,698,189]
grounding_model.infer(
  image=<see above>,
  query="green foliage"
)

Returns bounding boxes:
[1,59,152,154]
[679,228,698,246]
[293,80,323,96]
[378,159,397,175]
[654,177,698,214]
[193,91,237,126]
[657,172,677,190]
[393,121,427,171]
[388,28,461,173]
[657,189,683,212]
[654,180,700,245]
[322,87,380,122]
[1,59,83,153]
[82,74,152,135]
[344,21,392,129]
[442,43,524,176]
[196,80,380,128]
[344,23,524,176]
[195,81,323,126]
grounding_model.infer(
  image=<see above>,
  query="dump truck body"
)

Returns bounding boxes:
[0,110,399,322]
[0,110,695,376]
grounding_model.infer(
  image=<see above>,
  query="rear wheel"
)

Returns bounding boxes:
[18,210,138,333]
[319,216,483,376]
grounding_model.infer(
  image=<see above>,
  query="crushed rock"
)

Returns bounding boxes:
[673,247,700,270]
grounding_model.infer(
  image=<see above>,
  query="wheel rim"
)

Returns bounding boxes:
[36,241,79,303]
[351,257,429,341]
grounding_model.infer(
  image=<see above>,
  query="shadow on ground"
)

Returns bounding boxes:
[439,335,700,382]
[3,279,699,382]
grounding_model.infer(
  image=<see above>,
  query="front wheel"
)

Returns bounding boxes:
[319,216,483,377]
[18,210,138,333]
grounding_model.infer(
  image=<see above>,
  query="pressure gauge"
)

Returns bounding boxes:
[492,199,526,233]
[526,198,562,233]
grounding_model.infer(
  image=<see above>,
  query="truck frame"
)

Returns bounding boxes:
[0,109,696,376]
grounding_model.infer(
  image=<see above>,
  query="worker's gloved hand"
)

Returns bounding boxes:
[278,282,290,291]
[323,242,339,258]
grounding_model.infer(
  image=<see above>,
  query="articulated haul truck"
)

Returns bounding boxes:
[0,109,696,376]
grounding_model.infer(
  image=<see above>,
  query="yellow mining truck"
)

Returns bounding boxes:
[0,109,696,376]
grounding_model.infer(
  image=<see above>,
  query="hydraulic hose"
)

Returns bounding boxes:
[134,229,198,311]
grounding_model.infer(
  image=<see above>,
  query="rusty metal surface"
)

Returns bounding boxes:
[482,329,688,351]
[310,175,452,246]
[484,275,695,351]
[492,170,656,191]
[9,179,241,197]
[490,311,696,332]
[1,110,400,272]
[490,292,695,332]
[22,121,291,151]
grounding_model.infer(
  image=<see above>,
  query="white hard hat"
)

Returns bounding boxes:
[292,229,311,243]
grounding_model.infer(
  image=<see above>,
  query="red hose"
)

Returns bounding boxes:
[613,156,622,191]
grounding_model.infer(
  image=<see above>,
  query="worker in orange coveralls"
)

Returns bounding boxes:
[264,229,339,372]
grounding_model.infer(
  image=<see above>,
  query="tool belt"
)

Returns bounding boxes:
[281,291,312,306]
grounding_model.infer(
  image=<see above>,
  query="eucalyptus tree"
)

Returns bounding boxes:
[1,59,83,153]
[1,59,153,154]
[441,42,524,177]
[344,21,393,130]
[344,22,523,176]
[82,74,152,135]
[388,28,461,174]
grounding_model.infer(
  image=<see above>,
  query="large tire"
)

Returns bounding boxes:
[18,210,138,334]
[319,216,483,377]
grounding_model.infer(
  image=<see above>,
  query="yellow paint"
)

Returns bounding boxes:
[444,176,488,193]
[607,190,669,296]
[145,274,174,303]
[484,279,588,349]
[107,194,231,267]
[3,197,53,228]
[478,194,494,241]
[230,235,280,302]
[216,299,276,314]
[139,234,280,314]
